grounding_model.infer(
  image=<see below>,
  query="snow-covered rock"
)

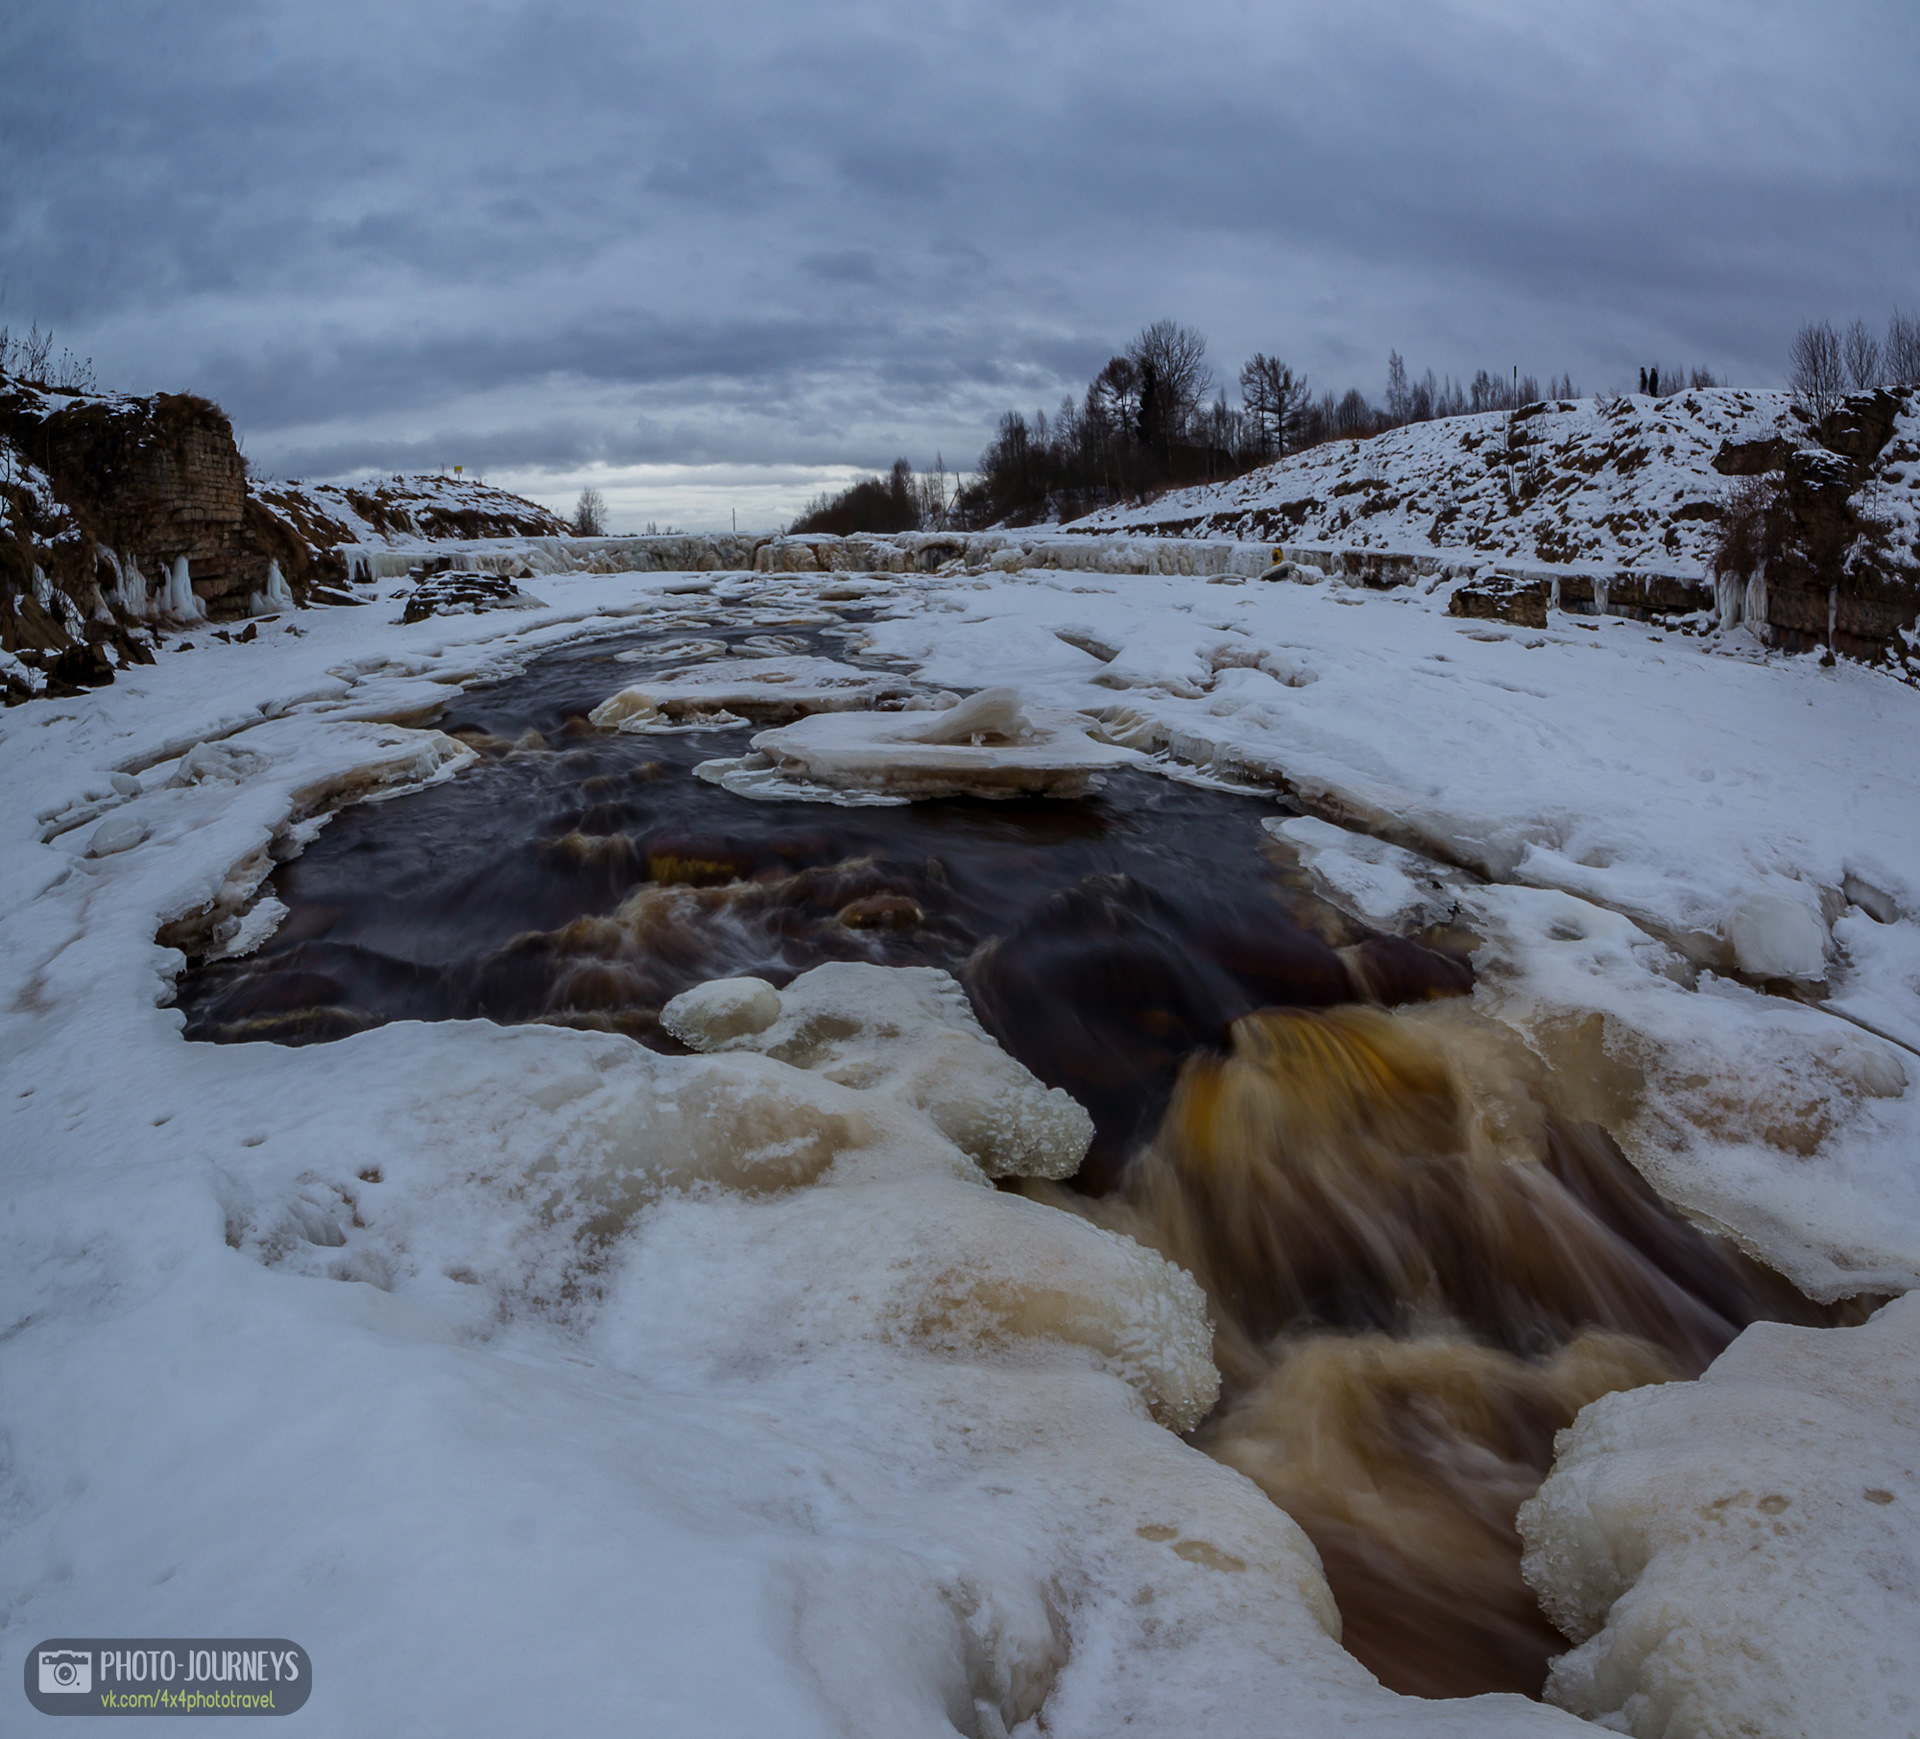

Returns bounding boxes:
[664,962,1095,1181]
[1520,1294,1920,1738]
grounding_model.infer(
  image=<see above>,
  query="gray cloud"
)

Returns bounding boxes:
[4,0,1915,521]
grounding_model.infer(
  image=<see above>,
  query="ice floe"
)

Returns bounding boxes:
[591,653,912,729]
[698,685,1142,802]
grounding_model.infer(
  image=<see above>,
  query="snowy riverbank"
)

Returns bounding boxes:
[4,553,1916,1735]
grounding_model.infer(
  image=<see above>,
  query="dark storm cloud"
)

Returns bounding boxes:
[3,0,1915,492]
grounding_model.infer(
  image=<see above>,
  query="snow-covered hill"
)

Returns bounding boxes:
[254,473,572,549]
[1070,390,1796,574]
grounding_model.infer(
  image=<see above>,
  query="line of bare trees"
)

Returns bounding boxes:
[800,302,1918,536]
[947,323,1608,526]
[791,458,956,536]
[1788,312,1920,418]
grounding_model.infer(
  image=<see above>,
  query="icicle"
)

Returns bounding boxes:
[1827,583,1838,652]
[165,554,205,623]
[1744,565,1767,636]
[114,551,151,616]
[1715,572,1743,628]
[1591,574,1610,617]
[250,559,294,616]
[1548,574,1561,613]
[32,564,52,609]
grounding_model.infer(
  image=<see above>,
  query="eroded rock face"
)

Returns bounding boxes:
[1711,384,1920,675]
[1448,572,1550,628]
[0,367,577,698]
[0,371,307,690]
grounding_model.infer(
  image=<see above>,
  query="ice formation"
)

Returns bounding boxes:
[1722,887,1829,981]
[86,813,148,856]
[162,552,206,623]
[662,962,1095,1180]
[589,655,909,728]
[701,686,1141,801]
[249,559,295,616]
[1520,1293,1920,1738]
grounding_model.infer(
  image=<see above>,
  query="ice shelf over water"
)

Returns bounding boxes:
[591,653,912,728]
[699,685,1144,801]
[3,538,1917,1736]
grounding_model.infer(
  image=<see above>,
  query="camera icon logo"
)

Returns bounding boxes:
[39,1650,93,1695]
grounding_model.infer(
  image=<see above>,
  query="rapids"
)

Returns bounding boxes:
[176,619,1856,1701]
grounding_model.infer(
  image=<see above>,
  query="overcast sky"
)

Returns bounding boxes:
[3,0,1916,530]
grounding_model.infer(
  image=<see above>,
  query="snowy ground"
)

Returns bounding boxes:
[3,550,1916,1735]
[1071,390,1795,573]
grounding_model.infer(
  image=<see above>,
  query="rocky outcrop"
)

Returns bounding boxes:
[254,476,571,553]
[1448,573,1550,628]
[1711,387,1920,674]
[0,368,576,702]
[1,374,309,698]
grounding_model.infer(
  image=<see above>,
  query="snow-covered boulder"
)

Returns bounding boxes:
[1520,1293,1920,1738]
[662,962,1094,1181]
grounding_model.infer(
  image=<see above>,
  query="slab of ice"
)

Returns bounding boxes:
[168,740,268,787]
[1520,1293,1920,1738]
[718,686,1141,800]
[590,656,910,729]
[692,756,914,806]
[662,962,1094,1181]
[1723,887,1828,981]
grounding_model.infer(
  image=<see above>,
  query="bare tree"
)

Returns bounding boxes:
[1384,350,1409,425]
[1843,318,1882,390]
[1788,320,1846,418]
[572,486,608,536]
[1883,309,1920,386]
[1128,320,1213,438]
[1331,388,1374,439]
[1238,354,1309,458]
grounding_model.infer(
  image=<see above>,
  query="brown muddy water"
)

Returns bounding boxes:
[177,620,1850,1701]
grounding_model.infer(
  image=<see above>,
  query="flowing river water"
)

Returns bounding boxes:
[178,616,1853,1700]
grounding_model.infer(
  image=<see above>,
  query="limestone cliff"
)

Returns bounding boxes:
[1710,386,1920,675]
[0,370,569,702]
